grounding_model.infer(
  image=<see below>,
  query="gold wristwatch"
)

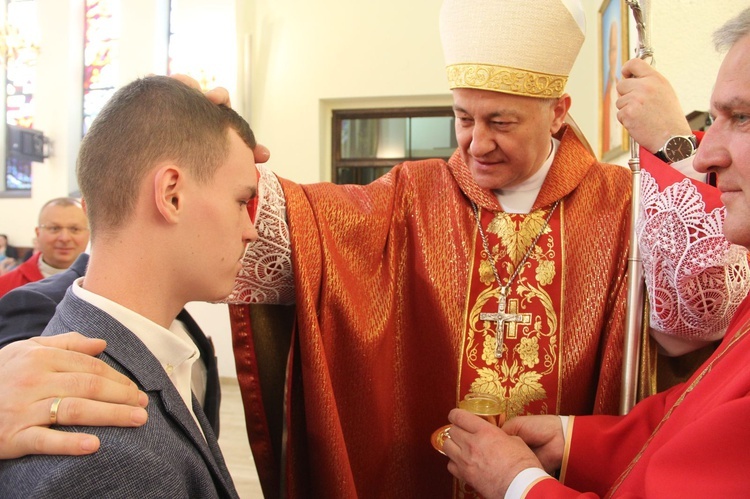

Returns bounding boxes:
[654,134,697,164]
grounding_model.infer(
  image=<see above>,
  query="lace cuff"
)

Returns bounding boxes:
[638,171,750,340]
[223,164,296,305]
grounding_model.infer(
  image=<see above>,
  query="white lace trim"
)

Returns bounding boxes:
[638,171,750,340]
[223,164,296,305]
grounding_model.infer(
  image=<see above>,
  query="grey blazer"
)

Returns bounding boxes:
[0,253,222,437]
[0,289,239,498]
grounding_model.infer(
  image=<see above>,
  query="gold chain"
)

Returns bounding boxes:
[471,200,560,296]
[471,200,560,357]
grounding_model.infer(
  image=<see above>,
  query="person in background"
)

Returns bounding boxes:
[444,8,750,497]
[0,234,19,274]
[0,234,20,260]
[0,198,89,297]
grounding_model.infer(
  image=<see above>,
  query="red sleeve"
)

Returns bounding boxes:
[526,353,750,497]
[524,477,600,498]
[561,389,677,495]
[514,406,667,499]
[638,395,750,497]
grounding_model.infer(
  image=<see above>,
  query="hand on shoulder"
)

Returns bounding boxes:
[0,332,148,459]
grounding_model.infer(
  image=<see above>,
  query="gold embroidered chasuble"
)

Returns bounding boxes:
[230,125,632,499]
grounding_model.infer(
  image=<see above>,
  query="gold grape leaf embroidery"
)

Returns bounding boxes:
[488,210,552,266]
[504,371,547,419]
[470,367,501,395]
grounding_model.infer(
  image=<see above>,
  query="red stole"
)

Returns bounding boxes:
[460,204,564,418]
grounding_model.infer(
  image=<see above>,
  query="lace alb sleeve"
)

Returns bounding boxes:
[223,164,296,305]
[638,171,750,340]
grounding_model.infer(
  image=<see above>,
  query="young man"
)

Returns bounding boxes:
[0,75,258,498]
[445,8,750,497]
[0,197,89,298]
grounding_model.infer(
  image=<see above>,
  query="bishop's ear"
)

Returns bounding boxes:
[549,94,572,134]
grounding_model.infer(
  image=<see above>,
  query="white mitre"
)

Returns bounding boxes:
[440,0,586,99]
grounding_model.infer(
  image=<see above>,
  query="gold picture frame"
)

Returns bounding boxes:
[599,0,630,161]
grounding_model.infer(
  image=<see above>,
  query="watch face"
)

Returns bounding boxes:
[665,136,695,163]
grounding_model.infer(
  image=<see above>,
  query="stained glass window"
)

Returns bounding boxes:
[4,0,39,191]
[83,0,121,136]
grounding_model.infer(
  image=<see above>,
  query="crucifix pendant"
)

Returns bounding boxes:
[479,287,525,358]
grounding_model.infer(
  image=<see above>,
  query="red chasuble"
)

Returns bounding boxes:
[230,125,633,498]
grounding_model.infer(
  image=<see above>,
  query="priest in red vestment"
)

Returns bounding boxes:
[443,9,750,497]
[227,2,626,496]
[0,198,89,299]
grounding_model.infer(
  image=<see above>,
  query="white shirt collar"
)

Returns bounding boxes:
[494,137,560,214]
[38,256,69,278]
[71,278,204,436]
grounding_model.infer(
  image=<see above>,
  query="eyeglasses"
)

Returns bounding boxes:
[39,225,89,236]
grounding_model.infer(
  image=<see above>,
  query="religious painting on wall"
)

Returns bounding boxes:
[599,0,629,161]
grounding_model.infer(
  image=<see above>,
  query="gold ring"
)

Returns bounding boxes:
[49,397,63,425]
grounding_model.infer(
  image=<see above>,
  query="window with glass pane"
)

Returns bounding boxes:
[83,0,121,136]
[167,0,220,92]
[332,107,455,185]
[4,0,39,191]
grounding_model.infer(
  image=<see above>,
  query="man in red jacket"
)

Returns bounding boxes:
[444,7,750,497]
[0,197,89,298]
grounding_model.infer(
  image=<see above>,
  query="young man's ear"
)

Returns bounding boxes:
[153,165,182,222]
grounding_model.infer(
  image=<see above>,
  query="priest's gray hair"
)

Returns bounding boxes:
[713,7,750,52]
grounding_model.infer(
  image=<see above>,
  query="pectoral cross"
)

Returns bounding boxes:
[480,287,525,358]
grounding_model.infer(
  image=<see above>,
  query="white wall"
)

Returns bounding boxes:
[247,0,450,183]
[0,0,745,378]
[246,0,744,178]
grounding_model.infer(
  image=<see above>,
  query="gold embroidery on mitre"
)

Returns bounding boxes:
[466,210,560,419]
[447,63,568,98]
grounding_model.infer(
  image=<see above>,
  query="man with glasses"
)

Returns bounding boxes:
[0,197,89,298]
